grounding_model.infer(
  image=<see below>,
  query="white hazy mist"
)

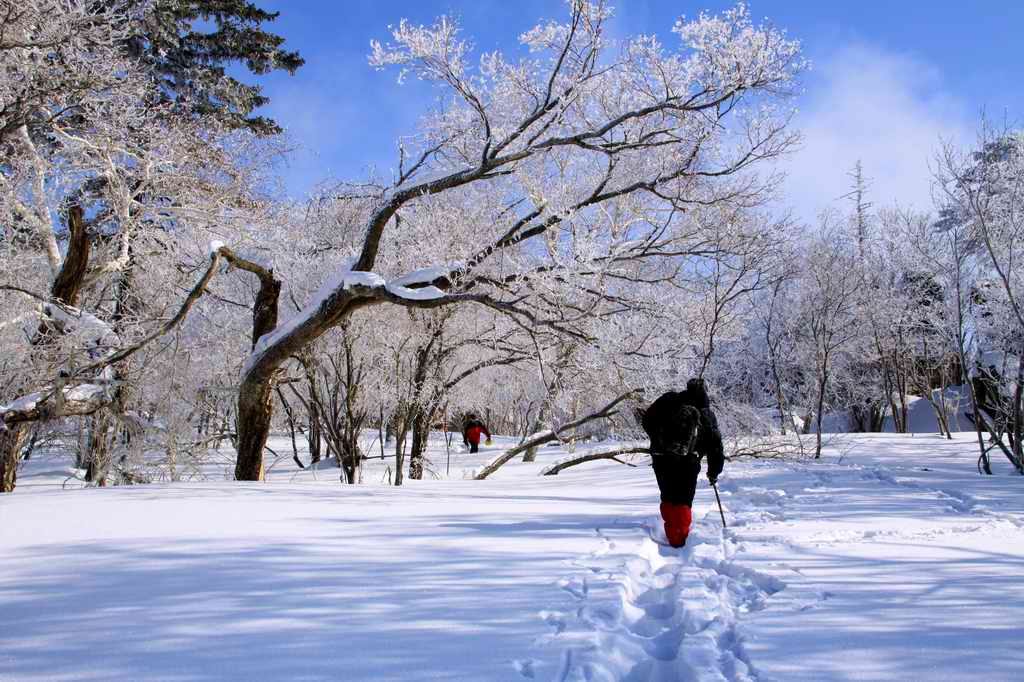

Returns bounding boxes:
[781,43,974,224]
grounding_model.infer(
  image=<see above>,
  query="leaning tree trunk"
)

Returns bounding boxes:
[0,425,27,493]
[221,248,281,482]
[924,392,953,440]
[961,361,992,475]
[475,391,639,480]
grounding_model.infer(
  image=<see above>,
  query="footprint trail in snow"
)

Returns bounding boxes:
[523,438,1024,682]
[535,501,785,682]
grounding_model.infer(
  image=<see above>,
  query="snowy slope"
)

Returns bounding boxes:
[818,385,971,434]
[1,434,1022,681]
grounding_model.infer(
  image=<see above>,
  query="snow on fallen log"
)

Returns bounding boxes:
[540,440,651,475]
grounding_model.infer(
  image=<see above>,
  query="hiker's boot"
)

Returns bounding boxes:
[660,502,690,548]
[673,504,692,546]
[663,501,688,544]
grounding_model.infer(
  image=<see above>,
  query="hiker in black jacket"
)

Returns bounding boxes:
[641,378,724,547]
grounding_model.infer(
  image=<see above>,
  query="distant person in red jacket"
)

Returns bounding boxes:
[462,413,491,453]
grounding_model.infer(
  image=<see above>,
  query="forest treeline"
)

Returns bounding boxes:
[2,0,1022,492]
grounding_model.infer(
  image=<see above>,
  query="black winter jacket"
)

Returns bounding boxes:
[641,386,724,483]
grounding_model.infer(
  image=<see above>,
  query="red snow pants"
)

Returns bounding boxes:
[660,502,692,547]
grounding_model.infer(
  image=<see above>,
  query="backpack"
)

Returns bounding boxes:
[641,391,701,458]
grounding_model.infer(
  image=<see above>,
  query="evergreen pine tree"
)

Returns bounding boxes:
[125,0,304,135]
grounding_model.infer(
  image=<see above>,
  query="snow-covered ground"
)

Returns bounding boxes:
[2,433,1022,681]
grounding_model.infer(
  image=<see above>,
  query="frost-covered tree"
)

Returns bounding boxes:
[0,0,299,491]
[231,1,806,480]
[797,219,866,457]
[934,124,1024,473]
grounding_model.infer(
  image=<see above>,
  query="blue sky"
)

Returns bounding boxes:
[246,1,1023,219]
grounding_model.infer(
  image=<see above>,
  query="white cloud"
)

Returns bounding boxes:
[781,43,973,223]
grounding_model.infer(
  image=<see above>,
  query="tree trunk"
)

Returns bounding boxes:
[926,396,952,440]
[8,205,92,494]
[895,357,910,432]
[1013,341,1024,470]
[276,386,304,469]
[35,206,92,343]
[340,447,358,484]
[51,206,91,305]
[235,375,273,481]
[882,360,903,433]
[849,403,868,433]
[84,412,112,485]
[523,398,553,463]
[961,362,992,475]
[870,403,885,432]
[409,409,429,480]
[22,428,38,461]
[773,377,788,435]
[541,444,650,475]
[299,359,322,465]
[308,410,322,464]
[475,391,638,480]
[227,252,281,482]
[920,380,952,440]
[814,368,827,459]
[393,412,409,487]
[0,425,27,493]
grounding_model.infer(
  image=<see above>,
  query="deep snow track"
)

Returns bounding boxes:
[538,501,786,682]
[536,436,1024,682]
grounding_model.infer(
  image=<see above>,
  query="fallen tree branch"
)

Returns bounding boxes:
[474,390,640,480]
[540,443,650,475]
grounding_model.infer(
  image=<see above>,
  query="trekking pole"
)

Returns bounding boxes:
[712,482,727,528]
